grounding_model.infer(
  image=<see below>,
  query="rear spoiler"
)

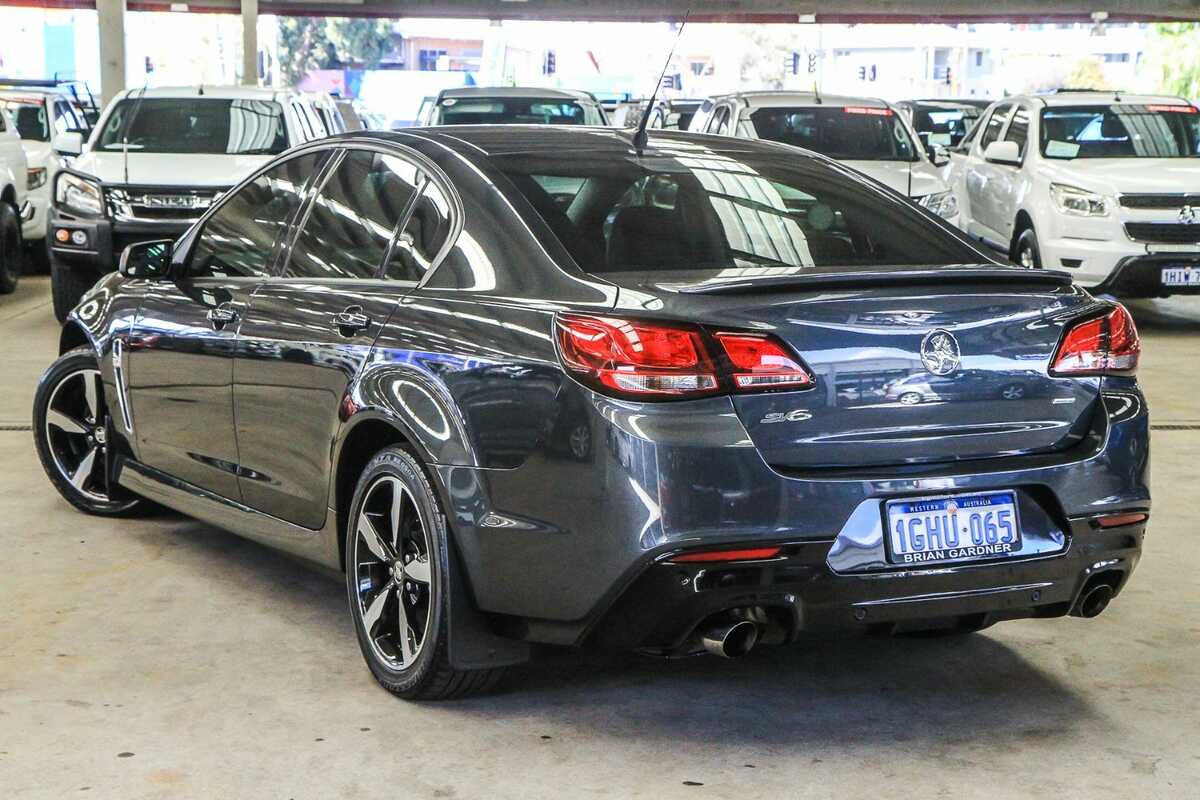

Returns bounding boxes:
[664,266,1073,296]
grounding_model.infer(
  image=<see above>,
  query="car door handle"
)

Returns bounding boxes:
[207,303,239,330]
[334,306,372,336]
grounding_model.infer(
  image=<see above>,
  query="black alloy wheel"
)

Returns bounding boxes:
[33,347,143,515]
[345,446,503,699]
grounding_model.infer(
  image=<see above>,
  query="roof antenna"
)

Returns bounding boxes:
[813,81,822,104]
[633,10,689,155]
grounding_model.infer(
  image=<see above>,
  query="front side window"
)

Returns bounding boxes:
[1040,104,1200,158]
[0,100,48,141]
[495,147,983,275]
[435,98,604,126]
[189,151,328,278]
[748,106,918,161]
[286,149,423,280]
[978,104,1012,149]
[96,98,288,155]
[1004,107,1031,158]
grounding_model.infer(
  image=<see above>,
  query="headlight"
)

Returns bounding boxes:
[55,172,104,217]
[27,167,47,190]
[919,190,959,220]
[1050,183,1108,217]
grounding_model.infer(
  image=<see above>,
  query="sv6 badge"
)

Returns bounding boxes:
[760,409,813,424]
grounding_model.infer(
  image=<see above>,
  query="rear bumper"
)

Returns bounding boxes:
[585,519,1143,650]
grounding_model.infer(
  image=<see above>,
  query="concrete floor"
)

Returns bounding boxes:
[1,276,1198,799]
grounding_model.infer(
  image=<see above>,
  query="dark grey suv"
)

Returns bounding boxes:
[34,127,1149,699]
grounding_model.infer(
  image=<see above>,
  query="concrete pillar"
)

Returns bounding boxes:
[96,0,126,105]
[241,0,259,86]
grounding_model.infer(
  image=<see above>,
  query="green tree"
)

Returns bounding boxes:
[1065,56,1109,91]
[277,17,394,87]
[1145,23,1200,98]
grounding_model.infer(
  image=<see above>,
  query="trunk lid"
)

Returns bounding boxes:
[607,267,1103,470]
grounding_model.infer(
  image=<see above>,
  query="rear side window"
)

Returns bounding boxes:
[386,177,452,282]
[285,149,422,280]
[495,151,984,274]
[978,104,1012,149]
[189,151,328,278]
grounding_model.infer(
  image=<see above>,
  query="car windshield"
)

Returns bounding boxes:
[436,98,604,126]
[0,99,49,141]
[912,106,981,146]
[1040,104,1200,159]
[494,145,982,274]
[95,97,288,154]
[748,106,919,161]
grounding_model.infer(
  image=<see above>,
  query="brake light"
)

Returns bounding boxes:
[669,546,782,563]
[1146,104,1197,113]
[714,332,814,390]
[844,106,893,116]
[1050,305,1140,377]
[554,314,814,399]
[555,314,720,397]
[1095,512,1148,529]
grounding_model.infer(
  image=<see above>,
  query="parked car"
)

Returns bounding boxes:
[46,85,330,321]
[0,87,92,271]
[944,90,1200,296]
[306,91,348,136]
[895,99,984,153]
[35,127,1148,700]
[689,91,959,223]
[0,76,101,127]
[610,98,702,131]
[0,105,28,293]
[426,87,608,126]
[884,369,1044,405]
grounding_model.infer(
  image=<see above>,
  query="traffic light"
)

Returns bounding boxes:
[807,53,818,74]
[944,66,952,86]
[543,51,556,75]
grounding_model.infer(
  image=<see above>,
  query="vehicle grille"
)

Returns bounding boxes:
[106,186,225,223]
[1125,222,1200,244]
[1118,193,1200,210]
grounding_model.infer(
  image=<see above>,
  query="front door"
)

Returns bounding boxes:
[964,103,1014,244]
[124,150,328,499]
[234,146,428,528]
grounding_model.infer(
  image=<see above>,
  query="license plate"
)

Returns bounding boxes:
[1163,265,1200,287]
[885,492,1021,566]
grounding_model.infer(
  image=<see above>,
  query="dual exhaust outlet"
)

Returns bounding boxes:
[699,618,760,659]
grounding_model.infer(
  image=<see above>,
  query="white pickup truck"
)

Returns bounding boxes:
[0,105,28,294]
[47,85,330,320]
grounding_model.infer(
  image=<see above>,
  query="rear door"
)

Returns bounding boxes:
[233,145,433,528]
[125,151,325,498]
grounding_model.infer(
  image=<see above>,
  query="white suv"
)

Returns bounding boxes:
[0,105,28,294]
[47,85,329,320]
[945,90,1200,296]
[688,91,960,224]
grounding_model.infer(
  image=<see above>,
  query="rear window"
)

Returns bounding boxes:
[436,98,603,126]
[494,147,982,274]
[748,106,918,161]
[96,97,288,155]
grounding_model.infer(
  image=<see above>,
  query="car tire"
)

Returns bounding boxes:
[51,256,97,323]
[0,201,22,295]
[24,240,51,274]
[899,392,923,406]
[1014,226,1042,269]
[33,347,146,517]
[345,445,504,700]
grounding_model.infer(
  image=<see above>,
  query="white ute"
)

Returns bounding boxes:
[47,85,329,320]
[0,104,28,294]
[945,90,1200,296]
[688,91,960,224]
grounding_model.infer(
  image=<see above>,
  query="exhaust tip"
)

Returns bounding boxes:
[1077,584,1114,619]
[700,620,759,659]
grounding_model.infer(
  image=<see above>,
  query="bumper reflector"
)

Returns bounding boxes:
[1095,512,1148,529]
[668,546,782,563]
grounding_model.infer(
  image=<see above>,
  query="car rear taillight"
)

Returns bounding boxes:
[554,314,814,399]
[1050,305,1140,377]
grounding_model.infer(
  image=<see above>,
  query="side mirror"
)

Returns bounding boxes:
[927,144,950,166]
[119,239,173,279]
[53,131,84,157]
[983,140,1021,166]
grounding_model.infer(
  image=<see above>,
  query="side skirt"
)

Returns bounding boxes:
[116,455,342,571]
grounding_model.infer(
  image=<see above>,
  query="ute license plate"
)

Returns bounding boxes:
[885,492,1021,566]
[1163,265,1200,287]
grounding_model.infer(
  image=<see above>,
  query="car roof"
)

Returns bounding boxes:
[340,125,818,160]
[908,99,984,111]
[438,86,596,102]
[710,91,890,109]
[1011,90,1193,107]
[0,89,55,104]
[114,85,291,102]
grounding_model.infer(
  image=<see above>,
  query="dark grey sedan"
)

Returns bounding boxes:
[34,126,1149,699]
